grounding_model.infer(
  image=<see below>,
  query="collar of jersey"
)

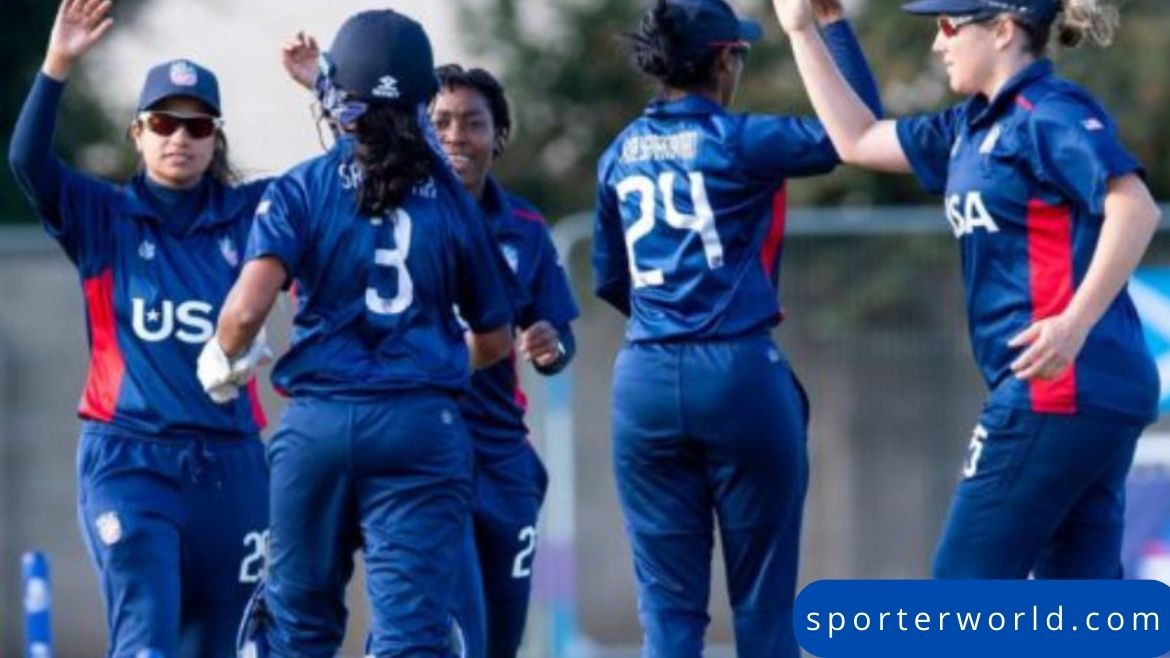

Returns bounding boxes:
[479,175,509,225]
[122,172,248,236]
[645,94,724,117]
[967,58,1054,128]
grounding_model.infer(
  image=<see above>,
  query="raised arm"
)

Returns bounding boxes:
[9,0,114,227]
[775,0,908,172]
[814,0,882,118]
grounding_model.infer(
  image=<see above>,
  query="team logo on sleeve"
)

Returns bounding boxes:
[138,240,157,261]
[1082,118,1105,131]
[95,511,123,546]
[219,236,240,267]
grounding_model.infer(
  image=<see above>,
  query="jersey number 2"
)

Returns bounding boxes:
[366,209,415,315]
[617,172,724,288]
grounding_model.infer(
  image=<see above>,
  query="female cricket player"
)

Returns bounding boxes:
[8,1,271,656]
[591,0,881,655]
[776,0,1160,578]
[200,9,515,657]
[431,63,579,658]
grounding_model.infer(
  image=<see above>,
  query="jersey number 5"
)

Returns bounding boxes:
[366,209,415,315]
[617,172,724,288]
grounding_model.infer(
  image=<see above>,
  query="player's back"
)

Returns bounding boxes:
[249,138,497,398]
[595,95,837,342]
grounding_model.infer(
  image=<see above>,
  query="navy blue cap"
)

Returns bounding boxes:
[666,0,763,64]
[137,59,221,116]
[326,9,439,106]
[902,0,1060,24]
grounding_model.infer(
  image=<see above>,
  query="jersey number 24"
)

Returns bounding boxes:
[618,171,724,288]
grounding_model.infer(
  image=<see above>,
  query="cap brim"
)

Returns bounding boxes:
[139,92,221,116]
[901,0,986,16]
[738,18,762,43]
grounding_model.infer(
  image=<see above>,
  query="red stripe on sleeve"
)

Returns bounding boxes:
[759,184,788,277]
[1026,199,1077,414]
[79,270,125,422]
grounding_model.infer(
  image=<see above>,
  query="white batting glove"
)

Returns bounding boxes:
[228,328,274,385]
[196,329,273,404]
[197,337,239,404]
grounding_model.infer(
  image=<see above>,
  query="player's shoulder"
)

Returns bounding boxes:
[1020,77,1110,125]
[502,189,547,226]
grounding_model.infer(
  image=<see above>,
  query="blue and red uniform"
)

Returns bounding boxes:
[247,132,514,657]
[592,19,881,658]
[896,58,1158,577]
[9,71,269,658]
[454,177,578,658]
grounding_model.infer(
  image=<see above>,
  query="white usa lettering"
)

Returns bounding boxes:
[131,299,215,344]
[945,191,1000,238]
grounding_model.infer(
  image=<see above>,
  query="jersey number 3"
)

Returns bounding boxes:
[366,209,415,315]
[618,172,724,288]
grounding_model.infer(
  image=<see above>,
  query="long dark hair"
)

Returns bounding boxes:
[352,102,437,216]
[208,132,241,185]
[622,0,718,90]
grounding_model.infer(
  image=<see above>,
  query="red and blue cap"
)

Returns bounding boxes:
[666,0,762,64]
[902,0,1061,25]
[137,59,221,116]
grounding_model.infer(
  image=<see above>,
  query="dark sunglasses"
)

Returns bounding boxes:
[937,14,997,38]
[137,111,223,139]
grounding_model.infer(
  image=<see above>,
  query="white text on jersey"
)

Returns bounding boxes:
[945,191,1001,238]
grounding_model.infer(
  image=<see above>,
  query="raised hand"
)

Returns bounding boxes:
[810,0,844,25]
[44,0,114,79]
[772,0,816,33]
[282,31,320,91]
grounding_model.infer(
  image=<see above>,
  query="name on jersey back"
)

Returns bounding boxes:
[621,131,700,164]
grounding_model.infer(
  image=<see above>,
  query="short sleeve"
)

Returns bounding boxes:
[591,152,631,315]
[1028,95,1141,215]
[52,172,117,270]
[528,227,580,329]
[456,201,514,333]
[740,115,839,181]
[896,104,966,195]
[245,176,306,280]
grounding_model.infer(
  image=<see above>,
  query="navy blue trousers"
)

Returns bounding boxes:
[451,441,548,658]
[76,423,268,658]
[934,405,1143,578]
[263,393,472,658]
[611,336,810,658]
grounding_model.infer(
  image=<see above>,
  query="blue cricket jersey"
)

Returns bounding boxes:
[896,58,1158,423]
[461,177,579,448]
[8,73,268,437]
[593,20,882,342]
[247,136,514,398]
